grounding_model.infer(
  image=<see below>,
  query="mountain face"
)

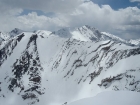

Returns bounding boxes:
[0,26,140,105]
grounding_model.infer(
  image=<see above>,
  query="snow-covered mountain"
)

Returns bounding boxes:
[50,25,102,41]
[71,25,102,41]
[0,25,140,105]
[9,28,24,37]
[102,32,128,43]
[128,39,140,46]
[102,32,140,46]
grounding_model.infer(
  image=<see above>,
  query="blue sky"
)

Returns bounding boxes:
[0,0,140,39]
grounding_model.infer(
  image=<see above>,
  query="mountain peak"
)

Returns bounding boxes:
[50,26,102,41]
[10,28,24,37]
[84,25,96,29]
[71,25,102,41]
[51,28,72,38]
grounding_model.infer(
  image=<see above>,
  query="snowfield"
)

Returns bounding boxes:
[68,91,140,105]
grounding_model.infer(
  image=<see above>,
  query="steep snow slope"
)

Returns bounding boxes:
[0,26,140,105]
[102,32,140,46]
[68,91,140,105]
[101,32,127,43]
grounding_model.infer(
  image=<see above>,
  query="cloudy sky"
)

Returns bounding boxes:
[0,0,140,39]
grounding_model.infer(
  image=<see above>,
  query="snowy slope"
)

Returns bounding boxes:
[68,91,140,105]
[0,26,140,105]
[101,32,127,43]
[102,32,140,46]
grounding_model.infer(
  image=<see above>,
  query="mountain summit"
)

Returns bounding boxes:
[9,28,24,37]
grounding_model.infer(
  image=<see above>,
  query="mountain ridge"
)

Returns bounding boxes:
[1,25,140,45]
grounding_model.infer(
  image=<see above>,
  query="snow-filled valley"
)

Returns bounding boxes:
[0,25,140,105]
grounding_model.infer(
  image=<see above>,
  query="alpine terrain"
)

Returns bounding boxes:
[0,25,140,105]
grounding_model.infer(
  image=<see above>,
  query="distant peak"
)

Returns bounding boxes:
[81,25,96,30]
[78,25,101,35]
[10,28,24,37]
[11,28,22,33]
[51,28,72,38]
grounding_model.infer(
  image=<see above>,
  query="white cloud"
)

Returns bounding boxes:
[58,2,140,39]
[0,12,68,32]
[130,0,140,2]
[17,12,68,31]
[0,0,83,13]
[0,0,140,39]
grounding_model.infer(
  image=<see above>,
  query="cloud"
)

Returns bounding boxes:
[0,0,68,31]
[0,12,68,32]
[17,12,68,31]
[0,0,140,39]
[130,0,140,2]
[0,0,83,13]
[57,2,140,39]
[0,0,82,31]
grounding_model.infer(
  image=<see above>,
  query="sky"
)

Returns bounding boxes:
[0,0,140,39]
